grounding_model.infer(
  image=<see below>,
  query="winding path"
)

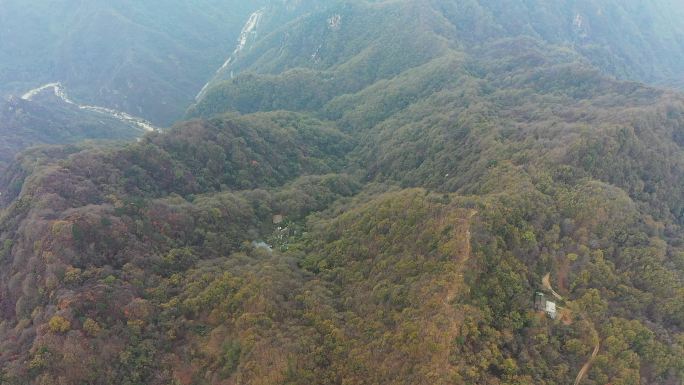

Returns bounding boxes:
[435,209,478,378]
[542,272,600,385]
[573,340,600,385]
[542,272,563,301]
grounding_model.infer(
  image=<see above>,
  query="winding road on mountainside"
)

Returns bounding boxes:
[542,273,600,385]
[21,83,157,132]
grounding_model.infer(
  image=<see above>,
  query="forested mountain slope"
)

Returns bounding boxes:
[0,1,683,385]
[191,0,684,117]
[0,0,273,125]
[0,93,146,177]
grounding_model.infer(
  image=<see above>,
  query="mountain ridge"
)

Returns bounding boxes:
[0,1,682,384]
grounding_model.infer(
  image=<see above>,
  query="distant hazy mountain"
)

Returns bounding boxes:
[0,91,147,175]
[192,0,684,118]
[0,0,333,178]
[0,0,271,125]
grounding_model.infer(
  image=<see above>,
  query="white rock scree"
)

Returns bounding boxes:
[195,9,264,101]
